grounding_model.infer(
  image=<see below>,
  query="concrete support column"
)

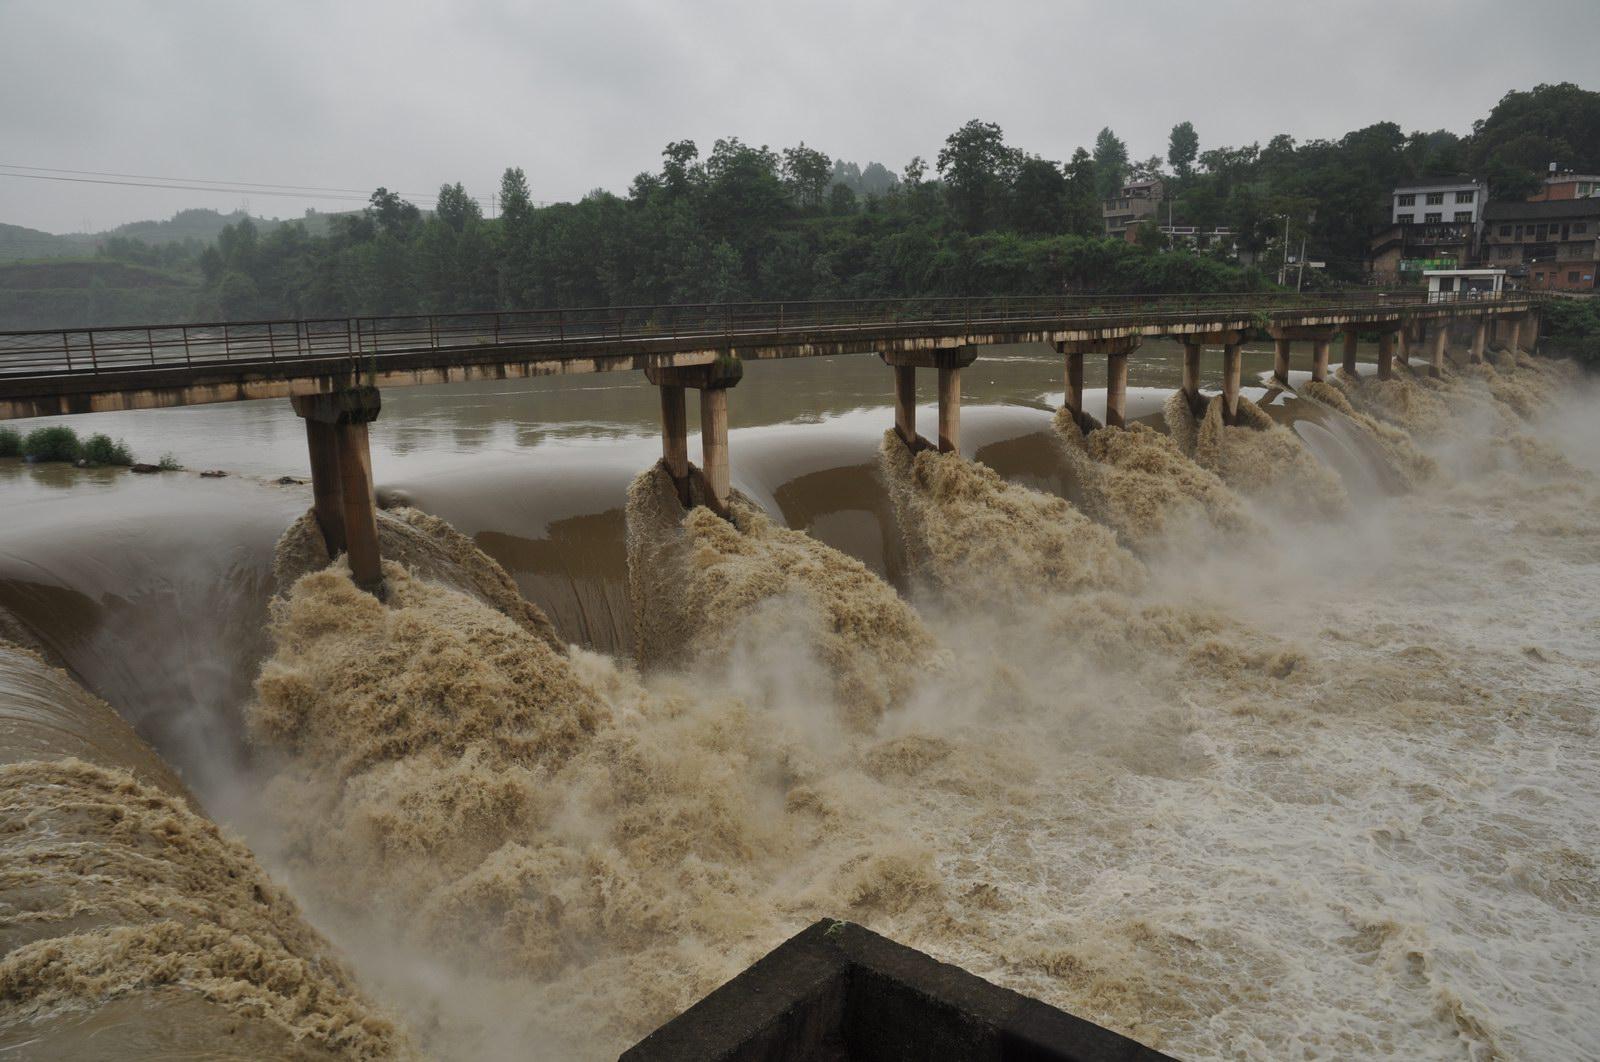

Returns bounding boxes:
[699,386,731,510]
[1470,319,1488,364]
[646,352,744,515]
[303,418,345,556]
[1507,317,1522,353]
[892,365,917,447]
[1430,324,1448,378]
[936,366,961,454]
[659,384,690,507]
[881,345,977,455]
[1273,338,1292,386]
[1311,336,1331,383]
[336,421,383,592]
[1105,349,1130,429]
[1181,341,1203,411]
[1063,350,1085,420]
[1221,343,1243,426]
[1341,331,1359,377]
[1398,323,1412,368]
[1377,332,1395,381]
[291,386,384,597]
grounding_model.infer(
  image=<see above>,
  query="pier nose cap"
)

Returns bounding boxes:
[291,386,382,425]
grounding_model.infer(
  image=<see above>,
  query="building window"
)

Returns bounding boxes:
[1454,211,1472,222]
[1575,223,1589,234]
[1397,213,1414,225]
[1397,194,1416,206]
[1570,271,1581,284]
[1580,183,1593,196]
[1425,192,1445,205]
[1456,190,1475,203]
[1499,225,1512,236]
[1424,212,1442,223]
[1534,272,1545,283]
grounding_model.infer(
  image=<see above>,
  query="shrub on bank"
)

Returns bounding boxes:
[0,428,19,458]
[22,426,81,463]
[82,433,134,466]
[1541,298,1600,369]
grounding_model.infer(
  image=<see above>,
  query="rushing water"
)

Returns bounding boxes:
[0,341,1595,1060]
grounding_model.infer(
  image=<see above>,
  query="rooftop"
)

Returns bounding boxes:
[1484,199,1600,221]
[1394,177,1485,190]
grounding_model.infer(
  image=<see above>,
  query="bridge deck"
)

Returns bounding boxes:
[0,292,1532,420]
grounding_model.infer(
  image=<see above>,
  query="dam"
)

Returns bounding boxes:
[0,293,1596,1060]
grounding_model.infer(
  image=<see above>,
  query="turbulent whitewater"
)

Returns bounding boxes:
[1,353,1596,1061]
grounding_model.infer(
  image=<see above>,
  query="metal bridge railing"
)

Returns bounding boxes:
[0,290,1536,382]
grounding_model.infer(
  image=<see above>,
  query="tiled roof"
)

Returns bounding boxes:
[1484,199,1600,220]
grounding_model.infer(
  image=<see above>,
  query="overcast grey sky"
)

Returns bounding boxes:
[2,0,1596,234]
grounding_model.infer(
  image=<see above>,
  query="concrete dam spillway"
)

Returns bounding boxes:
[0,318,1597,1059]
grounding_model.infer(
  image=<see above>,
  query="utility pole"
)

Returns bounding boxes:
[1278,214,1291,286]
[1296,231,1308,291]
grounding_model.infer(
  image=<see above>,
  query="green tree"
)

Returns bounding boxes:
[435,182,481,231]
[937,119,1011,232]
[1167,121,1199,184]
[1092,127,1128,199]
[782,143,832,209]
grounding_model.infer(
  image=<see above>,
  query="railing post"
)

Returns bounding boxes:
[61,332,72,373]
[147,327,156,366]
[267,323,278,363]
[223,323,232,361]
[182,325,192,367]
[87,330,99,373]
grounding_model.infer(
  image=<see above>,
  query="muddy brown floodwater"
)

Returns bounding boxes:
[1,342,1596,1061]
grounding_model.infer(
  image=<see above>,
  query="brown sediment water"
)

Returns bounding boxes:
[1303,377,1438,489]
[878,429,1145,600]
[2,352,1598,1061]
[275,505,563,650]
[1050,407,1260,553]
[1170,393,1350,519]
[0,644,403,1060]
[624,460,937,726]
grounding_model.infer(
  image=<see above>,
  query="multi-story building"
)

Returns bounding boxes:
[1528,171,1600,202]
[1102,179,1165,238]
[1368,177,1490,281]
[1482,198,1600,291]
[1389,178,1488,226]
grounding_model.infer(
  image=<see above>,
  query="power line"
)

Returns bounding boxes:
[0,162,419,198]
[0,168,493,209]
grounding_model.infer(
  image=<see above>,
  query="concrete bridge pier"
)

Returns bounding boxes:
[1177,330,1241,417]
[291,386,384,595]
[1429,324,1449,378]
[1268,326,1336,385]
[1058,337,1140,428]
[1272,337,1292,387]
[1220,340,1244,425]
[1376,329,1397,380]
[881,345,976,454]
[1470,319,1488,364]
[645,353,744,514]
[1341,330,1360,377]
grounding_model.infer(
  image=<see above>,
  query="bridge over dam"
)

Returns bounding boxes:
[0,291,1543,593]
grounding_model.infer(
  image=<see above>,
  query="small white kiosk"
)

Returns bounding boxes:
[1423,268,1506,303]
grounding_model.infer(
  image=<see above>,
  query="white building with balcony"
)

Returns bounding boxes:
[1391,179,1489,226]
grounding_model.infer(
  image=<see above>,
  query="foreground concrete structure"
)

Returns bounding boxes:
[623,920,1171,1061]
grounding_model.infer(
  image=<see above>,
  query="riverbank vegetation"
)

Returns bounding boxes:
[0,425,136,466]
[2,83,1595,328]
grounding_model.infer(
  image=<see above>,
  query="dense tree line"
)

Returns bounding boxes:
[6,81,1593,330]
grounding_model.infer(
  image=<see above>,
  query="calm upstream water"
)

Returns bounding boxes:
[1,338,1596,1060]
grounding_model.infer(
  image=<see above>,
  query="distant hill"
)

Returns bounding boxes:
[0,259,202,328]
[0,207,352,262]
[0,222,92,261]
